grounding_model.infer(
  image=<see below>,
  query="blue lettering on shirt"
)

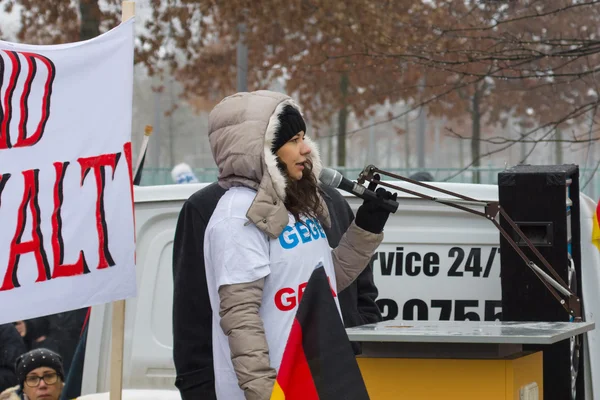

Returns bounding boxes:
[279,225,300,249]
[317,220,326,238]
[295,222,312,243]
[305,219,320,240]
[278,218,327,250]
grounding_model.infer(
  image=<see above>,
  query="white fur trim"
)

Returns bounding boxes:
[303,135,322,180]
[263,99,322,200]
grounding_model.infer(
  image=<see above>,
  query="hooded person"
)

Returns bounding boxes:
[0,349,64,400]
[203,90,396,400]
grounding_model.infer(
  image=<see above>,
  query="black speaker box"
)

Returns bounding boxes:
[498,164,583,400]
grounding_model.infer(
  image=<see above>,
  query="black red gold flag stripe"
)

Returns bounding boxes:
[271,265,370,400]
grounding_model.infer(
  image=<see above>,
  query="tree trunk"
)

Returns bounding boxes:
[79,0,101,41]
[367,118,375,165]
[404,114,410,170]
[434,119,441,168]
[337,73,349,167]
[458,137,464,169]
[417,78,427,169]
[555,128,563,164]
[236,23,248,92]
[471,87,482,184]
[168,77,175,167]
[328,117,334,166]
[151,87,161,170]
[387,132,393,168]
[520,124,527,163]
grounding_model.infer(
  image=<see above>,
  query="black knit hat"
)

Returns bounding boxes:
[15,348,64,386]
[271,105,307,154]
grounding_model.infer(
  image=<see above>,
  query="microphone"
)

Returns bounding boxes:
[319,168,399,213]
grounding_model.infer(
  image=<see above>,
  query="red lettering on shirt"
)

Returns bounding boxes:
[274,277,337,312]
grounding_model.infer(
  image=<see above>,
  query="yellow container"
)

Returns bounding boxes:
[357,351,543,400]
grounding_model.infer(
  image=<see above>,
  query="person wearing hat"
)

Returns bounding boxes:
[0,348,64,400]
[172,148,384,398]
[201,90,396,399]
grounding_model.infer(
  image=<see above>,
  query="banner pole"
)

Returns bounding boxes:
[109,3,135,400]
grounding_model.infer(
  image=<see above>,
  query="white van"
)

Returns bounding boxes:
[80,181,599,397]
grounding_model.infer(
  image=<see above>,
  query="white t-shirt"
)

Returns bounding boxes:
[204,186,341,400]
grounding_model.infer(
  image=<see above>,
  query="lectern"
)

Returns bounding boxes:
[346,320,594,400]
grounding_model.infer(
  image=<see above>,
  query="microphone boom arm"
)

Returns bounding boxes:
[357,165,582,321]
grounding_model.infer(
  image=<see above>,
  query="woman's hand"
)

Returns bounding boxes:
[354,174,397,234]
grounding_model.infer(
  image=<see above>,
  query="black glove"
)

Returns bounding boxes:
[355,174,397,234]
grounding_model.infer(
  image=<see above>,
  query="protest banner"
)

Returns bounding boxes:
[0,4,137,326]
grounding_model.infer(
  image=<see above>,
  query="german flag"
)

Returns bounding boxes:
[593,199,600,251]
[271,265,370,400]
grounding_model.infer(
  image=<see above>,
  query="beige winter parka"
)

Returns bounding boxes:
[208,90,383,400]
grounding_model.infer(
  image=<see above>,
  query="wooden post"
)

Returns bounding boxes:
[121,1,135,23]
[109,300,126,400]
[109,4,134,400]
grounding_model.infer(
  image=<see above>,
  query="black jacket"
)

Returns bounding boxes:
[172,182,382,400]
[46,309,88,376]
[317,186,382,329]
[21,317,60,356]
[0,324,26,393]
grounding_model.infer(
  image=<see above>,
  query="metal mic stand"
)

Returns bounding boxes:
[356,164,582,322]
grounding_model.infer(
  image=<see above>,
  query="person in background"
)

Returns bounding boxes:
[45,309,88,377]
[59,320,89,400]
[173,90,393,399]
[0,348,64,400]
[409,171,434,182]
[12,322,25,339]
[14,319,60,356]
[14,309,87,379]
[172,181,383,398]
[0,325,27,393]
[171,162,199,184]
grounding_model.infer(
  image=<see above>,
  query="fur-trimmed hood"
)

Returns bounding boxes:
[208,90,330,238]
[0,385,20,400]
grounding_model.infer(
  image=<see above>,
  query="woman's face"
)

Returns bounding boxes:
[22,366,63,400]
[275,131,311,181]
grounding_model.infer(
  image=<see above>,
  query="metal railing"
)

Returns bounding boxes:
[139,166,600,200]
